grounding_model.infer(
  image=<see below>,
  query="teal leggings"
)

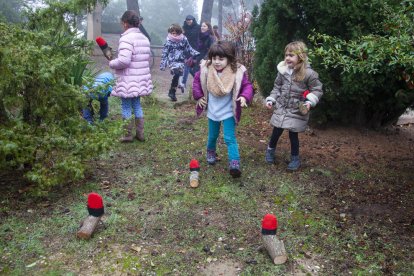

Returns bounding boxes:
[207,117,240,161]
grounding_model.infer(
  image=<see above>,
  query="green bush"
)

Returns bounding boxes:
[0,0,120,196]
[252,0,407,127]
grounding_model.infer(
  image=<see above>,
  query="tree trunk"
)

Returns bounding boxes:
[201,0,214,23]
[87,1,103,41]
[218,0,223,35]
[126,0,140,14]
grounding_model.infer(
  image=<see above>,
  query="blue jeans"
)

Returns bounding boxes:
[207,117,240,161]
[121,97,143,119]
[182,64,190,86]
[82,96,108,124]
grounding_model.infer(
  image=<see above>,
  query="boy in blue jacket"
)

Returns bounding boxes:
[82,71,114,124]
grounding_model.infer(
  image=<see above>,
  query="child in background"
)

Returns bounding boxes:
[82,71,114,124]
[109,10,153,142]
[265,41,323,170]
[212,25,221,41]
[160,24,199,101]
[191,21,215,76]
[192,41,254,178]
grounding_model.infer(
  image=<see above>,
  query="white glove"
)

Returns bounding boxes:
[265,96,276,109]
[237,96,247,107]
[197,97,207,108]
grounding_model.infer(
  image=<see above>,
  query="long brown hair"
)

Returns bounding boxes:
[285,41,308,81]
[201,21,213,36]
[207,41,237,72]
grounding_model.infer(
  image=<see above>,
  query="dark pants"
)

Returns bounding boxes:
[170,68,182,89]
[268,127,299,156]
[82,97,108,124]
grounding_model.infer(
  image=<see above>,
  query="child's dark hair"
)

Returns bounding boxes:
[207,41,237,72]
[121,10,140,28]
[168,24,183,35]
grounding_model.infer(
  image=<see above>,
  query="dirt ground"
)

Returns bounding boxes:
[1,41,413,274]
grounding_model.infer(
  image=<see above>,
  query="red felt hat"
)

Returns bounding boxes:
[95,37,107,47]
[87,193,104,217]
[261,214,278,235]
[189,159,200,171]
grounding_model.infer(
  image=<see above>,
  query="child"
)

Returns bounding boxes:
[82,71,114,124]
[191,21,215,76]
[192,41,254,178]
[160,24,199,101]
[265,41,323,170]
[109,10,153,142]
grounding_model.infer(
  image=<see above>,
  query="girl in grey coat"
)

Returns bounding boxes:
[265,41,323,170]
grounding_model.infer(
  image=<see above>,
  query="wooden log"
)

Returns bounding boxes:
[190,171,199,188]
[262,235,288,264]
[77,215,101,240]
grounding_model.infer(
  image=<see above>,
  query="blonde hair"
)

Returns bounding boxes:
[285,41,308,81]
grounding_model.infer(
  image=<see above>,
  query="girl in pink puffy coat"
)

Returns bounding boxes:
[109,10,153,142]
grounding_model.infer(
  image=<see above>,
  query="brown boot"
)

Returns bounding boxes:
[120,119,134,143]
[135,118,145,141]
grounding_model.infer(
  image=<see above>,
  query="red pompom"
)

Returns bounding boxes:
[95,36,107,47]
[302,90,310,98]
[87,193,103,209]
[262,214,278,230]
[189,159,200,171]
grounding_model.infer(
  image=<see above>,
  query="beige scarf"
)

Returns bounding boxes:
[206,65,236,97]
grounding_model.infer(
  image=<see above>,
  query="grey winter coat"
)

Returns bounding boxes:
[266,61,323,132]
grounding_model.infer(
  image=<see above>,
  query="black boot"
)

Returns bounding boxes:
[168,88,177,102]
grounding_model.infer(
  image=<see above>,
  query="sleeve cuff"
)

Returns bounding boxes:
[306,93,319,107]
[266,96,276,103]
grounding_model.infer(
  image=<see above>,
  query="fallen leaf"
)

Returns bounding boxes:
[130,245,142,253]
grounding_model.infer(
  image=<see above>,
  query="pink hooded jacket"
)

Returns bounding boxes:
[109,27,153,98]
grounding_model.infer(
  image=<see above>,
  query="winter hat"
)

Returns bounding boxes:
[87,193,104,217]
[261,214,278,235]
[186,15,195,21]
[189,159,200,171]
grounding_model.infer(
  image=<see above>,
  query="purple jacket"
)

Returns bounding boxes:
[109,28,153,98]
[192,63,254,124]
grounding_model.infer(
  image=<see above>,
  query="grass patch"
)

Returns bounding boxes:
[1,96,413,275]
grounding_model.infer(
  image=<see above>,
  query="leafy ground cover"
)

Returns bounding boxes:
[1,92,413,275]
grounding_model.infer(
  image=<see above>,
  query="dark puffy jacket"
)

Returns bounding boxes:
[182,15,200,49]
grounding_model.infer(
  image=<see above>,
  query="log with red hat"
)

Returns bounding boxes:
[77,193,105,239]
[261,213,288,264]
[189,159,200,188]
[95,36,113,60]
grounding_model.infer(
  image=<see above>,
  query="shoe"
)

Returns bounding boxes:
[265,148,275,164]
[168,88,177,102]
[206,149,217,165]
[229,160,241,178]
[287,155,301,171]
[120,119,134,143]
[298,102,309,115]
[135,118,145,141]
